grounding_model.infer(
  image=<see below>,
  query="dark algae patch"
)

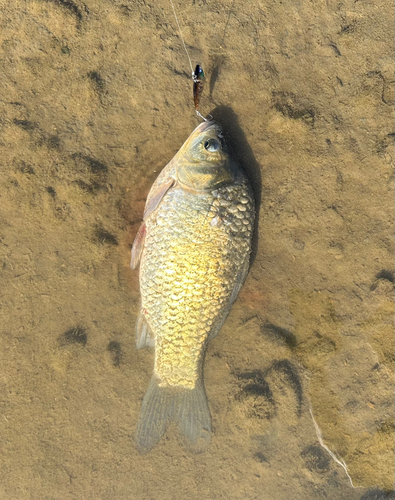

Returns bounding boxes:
[13,119,37,131]
[262,322,297,348]
[238,370,275,400]
[18,161,35,175]
[236,370,276,420]
[47,0,87,23]
[58,326,88,347]
[253,452,269,464]
[71,153,109,193]
[74,179,106,194]
[359,490,395,500]
[93,225,118,246]
[375,269,394,283]
[272,91,316,125]
[107,341,122,366]
[270,360,303,417]
[46,134,61,150]
[72,153,108,176]
[88,71,106,94]
[370,269,394,290]
[236,360,303,419]
[46,186,56,198]
[301,445,330,472]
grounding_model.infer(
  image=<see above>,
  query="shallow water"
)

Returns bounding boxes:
[0,0,394,499]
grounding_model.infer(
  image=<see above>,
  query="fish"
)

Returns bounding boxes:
[131,120,255,453]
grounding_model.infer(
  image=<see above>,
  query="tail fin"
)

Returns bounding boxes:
[176,379,212,452]
[135,376,211,454]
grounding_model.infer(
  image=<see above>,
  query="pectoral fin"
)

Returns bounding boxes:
[130,222,146,270]
[143,178,175,220]
[230,257,251,303]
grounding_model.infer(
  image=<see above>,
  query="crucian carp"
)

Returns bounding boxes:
[131,120,255,453]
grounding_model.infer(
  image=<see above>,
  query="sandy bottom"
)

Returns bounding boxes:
[0,0,394,499]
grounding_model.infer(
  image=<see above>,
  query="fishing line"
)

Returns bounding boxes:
[169,0,194,77]
[169,0,208,121]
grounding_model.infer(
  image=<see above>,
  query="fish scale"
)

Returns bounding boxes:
[132,120,255,453]
[141,181,253,388]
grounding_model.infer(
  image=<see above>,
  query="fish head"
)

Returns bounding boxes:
[176,121,236,192]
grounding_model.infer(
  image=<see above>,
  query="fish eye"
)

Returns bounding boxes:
[204,139,220,152]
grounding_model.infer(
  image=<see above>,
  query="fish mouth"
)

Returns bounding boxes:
[193,120,220,135]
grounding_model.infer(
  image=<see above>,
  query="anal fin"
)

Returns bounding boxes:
[136,311,154,349]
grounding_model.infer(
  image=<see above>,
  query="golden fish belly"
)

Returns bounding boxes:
[140,181,254,389]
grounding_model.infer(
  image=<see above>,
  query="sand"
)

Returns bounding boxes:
[0,0,393,498]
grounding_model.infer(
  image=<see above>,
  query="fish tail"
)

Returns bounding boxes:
[135,376,211,454]
[135,377,171,454]
[176,378,212,453]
